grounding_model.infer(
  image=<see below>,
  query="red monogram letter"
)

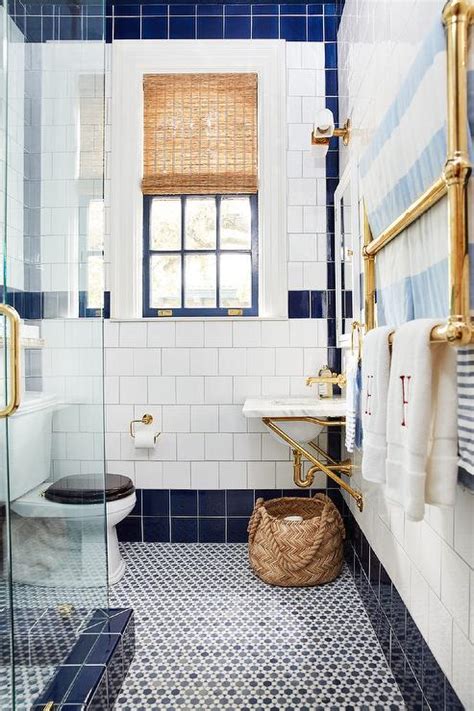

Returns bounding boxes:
[365,375,374,416]
[400,375,411,427]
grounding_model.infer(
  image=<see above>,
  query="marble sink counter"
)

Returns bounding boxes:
[242,397,347,419]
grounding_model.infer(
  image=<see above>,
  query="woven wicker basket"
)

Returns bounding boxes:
[248,495,345,587]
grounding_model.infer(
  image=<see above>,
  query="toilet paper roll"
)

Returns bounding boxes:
[284,515,303,523]
[134,429,156,449]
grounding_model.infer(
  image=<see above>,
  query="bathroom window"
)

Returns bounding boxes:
[111,41,286,319]
[143,195,258,316]
[141,72,259,317]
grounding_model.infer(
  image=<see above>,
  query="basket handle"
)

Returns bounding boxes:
[247,497,265,544]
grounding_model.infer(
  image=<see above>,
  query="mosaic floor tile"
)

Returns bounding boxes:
[110,543,406,710]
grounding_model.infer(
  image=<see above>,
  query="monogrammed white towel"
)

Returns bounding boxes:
[345,350,358,453]
[385,320,458,521]
[361,326,393,482]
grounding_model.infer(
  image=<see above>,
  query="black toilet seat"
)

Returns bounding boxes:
[44,473,135,505]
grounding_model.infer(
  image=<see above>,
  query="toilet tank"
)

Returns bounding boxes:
[0,392,57,503]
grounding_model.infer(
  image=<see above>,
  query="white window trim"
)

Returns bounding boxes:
[110,40,287,319]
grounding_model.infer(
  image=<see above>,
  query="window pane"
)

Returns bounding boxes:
[151,254,181,308]
[87,255,104,310]
[150,198,181,250]
[220,197,251,250]
[87,199,104,251]
[219,254,252,308]
[185,254,216,308]
[185,198,216,250]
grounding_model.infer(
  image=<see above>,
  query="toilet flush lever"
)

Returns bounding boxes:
[129,414,160,444]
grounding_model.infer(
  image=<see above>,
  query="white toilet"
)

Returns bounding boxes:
[4,392,136,587]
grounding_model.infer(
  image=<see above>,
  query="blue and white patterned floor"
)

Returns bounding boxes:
[111,543,406,710]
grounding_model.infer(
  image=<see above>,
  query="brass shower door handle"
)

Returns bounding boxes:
[0,304,21,418]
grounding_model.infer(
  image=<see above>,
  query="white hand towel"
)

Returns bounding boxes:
[425,339,458,508]
[385,320,458,521]
[345,351,358,453]
[361,326,393,482]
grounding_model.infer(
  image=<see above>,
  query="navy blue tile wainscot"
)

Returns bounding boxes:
[117,487,345,544]
[32,608,134,710]
[343,507,464,711]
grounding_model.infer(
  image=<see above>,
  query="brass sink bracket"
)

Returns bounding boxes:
[307,439,353,477]
[263,416,363,511]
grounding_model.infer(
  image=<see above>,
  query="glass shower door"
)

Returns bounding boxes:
[0,0,15,705]
[0,0,108,707]
[0,304,21,710]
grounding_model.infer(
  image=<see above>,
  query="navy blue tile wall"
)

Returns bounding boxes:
[323,21,342,451]
[111,1,341,43]
[13,1,344,45]
[288,289,310,318]
[344,507,464,711]
[117,485,343,544]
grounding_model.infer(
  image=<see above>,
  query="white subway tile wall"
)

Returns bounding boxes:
[3,24,25,293]
[90,318,328,491]
[103,42,328,319]
[339,1,474,706]
[31,42,332,491]
[39,43,105,298]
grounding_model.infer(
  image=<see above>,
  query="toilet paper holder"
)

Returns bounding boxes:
[129,413,160,443]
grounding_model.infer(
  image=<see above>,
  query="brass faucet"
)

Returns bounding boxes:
[306,372,347,388]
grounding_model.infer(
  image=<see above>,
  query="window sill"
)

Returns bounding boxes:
[109,315,290,323]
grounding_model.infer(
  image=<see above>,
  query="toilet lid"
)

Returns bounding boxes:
[44,473,135,505]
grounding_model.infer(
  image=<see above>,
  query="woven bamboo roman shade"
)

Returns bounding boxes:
[142,73,258,195]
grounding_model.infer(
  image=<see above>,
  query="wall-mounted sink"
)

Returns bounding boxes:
[242,397,346,443]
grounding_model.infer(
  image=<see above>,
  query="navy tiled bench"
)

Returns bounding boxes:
[32,608,134,710]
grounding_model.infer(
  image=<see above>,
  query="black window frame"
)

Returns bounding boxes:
[142,193,259,317]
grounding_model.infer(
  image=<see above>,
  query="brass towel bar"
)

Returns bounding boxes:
[363,0,474,346]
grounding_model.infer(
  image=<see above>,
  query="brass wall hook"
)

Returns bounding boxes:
[311,118,351,147]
